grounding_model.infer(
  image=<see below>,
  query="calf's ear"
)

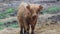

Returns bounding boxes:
[26,4,30,10]
[39,5,43,10]
[37,5,43,14]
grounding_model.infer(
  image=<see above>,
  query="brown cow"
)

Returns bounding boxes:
[17,2,43,34]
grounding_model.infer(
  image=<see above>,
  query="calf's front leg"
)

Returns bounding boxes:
[31,19,37,34]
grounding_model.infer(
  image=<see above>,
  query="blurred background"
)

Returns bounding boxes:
[0,0,60,34]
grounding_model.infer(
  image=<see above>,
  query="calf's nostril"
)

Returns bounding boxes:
[32,15,36,19]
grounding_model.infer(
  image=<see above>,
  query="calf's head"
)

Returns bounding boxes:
[26,4,43,19]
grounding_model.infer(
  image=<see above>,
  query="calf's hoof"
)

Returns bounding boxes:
[24,32,26,34]
[27,32,29,34]
[20,31,23,34]
[31,32,34,34]
[24,32,29,34]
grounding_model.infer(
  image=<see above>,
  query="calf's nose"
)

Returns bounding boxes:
[32,14,37,17]
[32,14,37,19]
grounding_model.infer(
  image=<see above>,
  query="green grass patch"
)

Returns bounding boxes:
[8,23,19,28]
[0,22,5,30]
[0,26,4,30]
[41,6,60,14]
[0,18,18,30]
[0,22,4,26]
[0,8,15,19]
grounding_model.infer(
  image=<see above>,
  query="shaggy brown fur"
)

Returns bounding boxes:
[17,2,43,34]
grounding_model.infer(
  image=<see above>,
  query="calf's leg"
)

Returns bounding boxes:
[31,25,35,34]
[24,25,30,34]
[17,18,24,34]
[31,19,37,34]
[20,25,23,34]
[24,22,30,34]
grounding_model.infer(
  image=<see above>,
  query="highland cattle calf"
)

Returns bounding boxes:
[17,2,43,34]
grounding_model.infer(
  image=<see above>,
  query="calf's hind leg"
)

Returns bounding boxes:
[24,25,30,34]
[24,22,30,34]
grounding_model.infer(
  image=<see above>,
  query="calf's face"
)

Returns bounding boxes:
[26,4,43,19]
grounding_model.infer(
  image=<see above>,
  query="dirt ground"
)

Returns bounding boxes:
[0,23,60,34]
[0,14,60,34]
